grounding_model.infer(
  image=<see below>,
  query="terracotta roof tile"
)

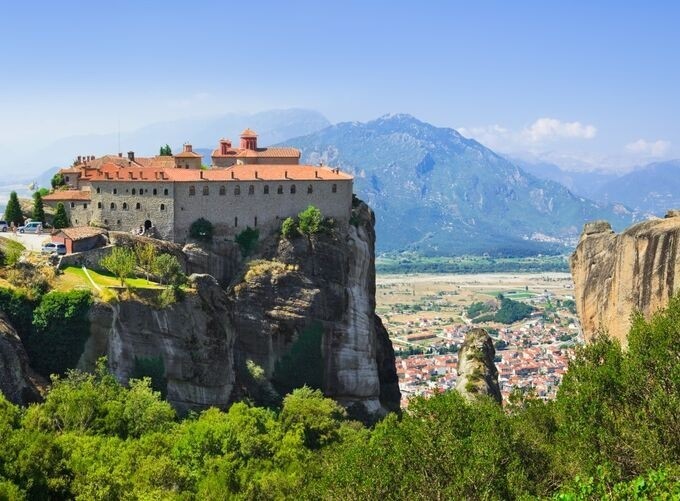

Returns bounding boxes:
[42,190,92,201]
[211,146,300,159]
[240,128,258,137]
[87,164,352,183]
[53,226,106,240]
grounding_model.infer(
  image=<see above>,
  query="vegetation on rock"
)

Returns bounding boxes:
[100,247,136,287]
[235,227,259,257]
[189,217,213,241]
[51,172,66,189]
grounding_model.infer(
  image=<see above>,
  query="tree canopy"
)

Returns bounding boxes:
[52,202,69,229]
[3,191,23,226]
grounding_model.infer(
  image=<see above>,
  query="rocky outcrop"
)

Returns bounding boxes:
[0,313,45,405]
[570,212,680,345]
[455,328,502,404]
[183,240,242,284]
[80,274,235,414]
[229,201,400,419]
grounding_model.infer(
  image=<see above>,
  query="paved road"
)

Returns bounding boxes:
[1,231,51,251]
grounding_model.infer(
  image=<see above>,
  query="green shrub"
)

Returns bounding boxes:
[298,205,323,236]
[281,217,298,238]
[51,173,66,189]
[189,218,213,241]
[27,290,93,377]
[235,227,259,257]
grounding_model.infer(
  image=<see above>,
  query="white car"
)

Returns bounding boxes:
[41,242,67,255]
[18,222,43,234]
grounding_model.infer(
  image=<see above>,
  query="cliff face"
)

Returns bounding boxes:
[0,313,45,405]
[81,274,235,414]
[74,199,399,419]
[229,201,400,418]
[570,212,680,345]
[455,328,502,404]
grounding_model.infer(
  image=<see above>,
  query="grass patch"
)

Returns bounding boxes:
[57,266,163,292]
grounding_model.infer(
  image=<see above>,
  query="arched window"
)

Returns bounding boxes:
[136,202,141,210]
[219,185,226,196]
[277,185,283,194]
[307,184,313,194]
[96,187,101,194]
[153,188,157,195]
[332,183,337,193]
[189,186,196,196]
[160,204,166,211]
[164,188,169,196]
[122,202,127,210]
[83,203,87,209]
[110,202,116,210]
[248,185,254,195]
[234,185,241,195]
[97,202,102,209]
[70,202,75,208]
[290,184,296,194]
[131,188,136,195]
[234,216,238,227]
[203,185,209,196]
[264,185,269,194]
[113,188,117,194]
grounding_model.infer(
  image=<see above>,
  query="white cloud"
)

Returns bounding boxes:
[522,118,597,142]
[625,138,671,157]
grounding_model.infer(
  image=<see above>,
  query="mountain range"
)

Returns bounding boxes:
[284,114,633,255]
[8,109,680,256]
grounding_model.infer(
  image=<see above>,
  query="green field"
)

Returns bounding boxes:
[376,253,570,274]
[56,266,162,291]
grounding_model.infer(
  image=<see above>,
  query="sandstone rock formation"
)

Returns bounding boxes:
[0,313,45,405]
[74,199,398,419]
[455,328,502,404]
[571,212,680,345]
[81,274,235,414]
[229,200,400,418]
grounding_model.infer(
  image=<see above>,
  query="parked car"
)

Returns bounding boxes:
[0,221,7,232]
[41,242,67,255]
[18,222,43,234]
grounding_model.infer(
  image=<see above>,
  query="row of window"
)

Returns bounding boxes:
[98,187,170,196]
[188,183,338,196]
[99,202,166,211]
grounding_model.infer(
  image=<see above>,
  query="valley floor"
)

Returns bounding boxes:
[376,272,581,406]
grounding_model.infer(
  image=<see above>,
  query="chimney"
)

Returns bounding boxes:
[231,171,235,179]
[254,170,258,179]
[118,152,123,158]
[184,144,193,153]
[77,155,82,164]
[128,172,133,179]
[127,151,135,162]
[220,139,229,155]
[285,170,288,179]
[200,171,204,179]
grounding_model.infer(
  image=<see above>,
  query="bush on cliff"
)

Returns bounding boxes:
[235,227,259,257]
[281,217,298,238]
[189,218,213,241]
[298,205,323,236]
[26,290,93,377]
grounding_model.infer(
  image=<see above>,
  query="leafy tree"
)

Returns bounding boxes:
[189,218,213,241]
[100,247,136,287]
[281,217,298,239]
[32,191,46,223]
[36,187,50,197]
[52,202,69,229]
[235,227,259,257]
[51,173,66,189]
[3,191,23,226]
[152,253,185,288]
[297,205,323,236]
[159,144,172,156]
[135,243,157,281]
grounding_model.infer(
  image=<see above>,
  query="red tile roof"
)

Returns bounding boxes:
[211,146,300,159]
[53,226,106,240]
[86,164,352,183]
[43,190,92,201]
[240,128,258,137]
[174,151,202,158]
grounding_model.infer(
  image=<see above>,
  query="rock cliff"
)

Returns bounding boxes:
[455,328,502,404]
[570,212,680,345]
[72,199,399,419]
[81,274,235,415]
[0,313,45,405]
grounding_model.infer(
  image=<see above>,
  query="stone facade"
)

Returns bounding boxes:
[44,129,353,244]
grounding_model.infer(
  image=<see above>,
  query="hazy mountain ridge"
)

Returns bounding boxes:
[284,114,633,255]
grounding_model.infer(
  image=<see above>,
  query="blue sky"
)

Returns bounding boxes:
[1,1,678,172]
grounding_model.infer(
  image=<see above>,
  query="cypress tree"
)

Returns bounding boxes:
[4,191,23,226]
[32,192,46,223]
[53,202,69,229]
